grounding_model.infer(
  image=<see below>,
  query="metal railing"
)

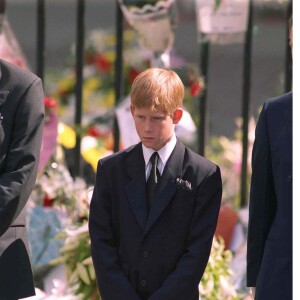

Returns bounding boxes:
[1,0,292,208]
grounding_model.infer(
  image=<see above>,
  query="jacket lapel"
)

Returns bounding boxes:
[0,62,9,106]
[143,140,185,237]
[125,143,148,231]
[0,91,9,106]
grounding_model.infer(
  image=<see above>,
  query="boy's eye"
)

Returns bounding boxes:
[153,116,165,121]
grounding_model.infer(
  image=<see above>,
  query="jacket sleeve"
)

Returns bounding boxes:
[148,165,222,300]
[247,102,276,286]
[0,77,44,236]
[89,160,142,300]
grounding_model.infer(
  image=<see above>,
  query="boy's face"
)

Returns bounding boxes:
[131,105,182,151]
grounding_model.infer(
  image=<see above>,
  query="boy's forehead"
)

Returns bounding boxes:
[134,106,167,116]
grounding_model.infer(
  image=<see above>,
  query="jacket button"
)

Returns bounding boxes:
[141,280,147,287]
[286,175,292,182]
[143,251,149,258]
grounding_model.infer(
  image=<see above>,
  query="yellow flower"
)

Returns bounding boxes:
[84,77,102,91]
[105,34,116,46]
[57,123,76,149]
[105,51,116,63]
[102,89,115,108]
[56,76,75,95]
[82,147,107,172]
[124,30,135,42]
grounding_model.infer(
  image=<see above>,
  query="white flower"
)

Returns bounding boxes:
[219,275,237,297]
[199,277,214,295]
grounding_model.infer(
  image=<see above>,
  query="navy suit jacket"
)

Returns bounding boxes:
[89,140,222,300]
[247,92,292,300]
[0,60,44,299]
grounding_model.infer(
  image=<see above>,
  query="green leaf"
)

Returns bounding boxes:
[214,0,222,11]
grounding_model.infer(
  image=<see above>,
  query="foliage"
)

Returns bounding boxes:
[199,237,243,300]
[214,0,222,11]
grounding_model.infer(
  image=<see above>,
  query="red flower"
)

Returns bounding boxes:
[86,126,109,138]
[43,194,54,207]
[190,82,201,96]
[86,126,100,137]
[128,68,140,84]
[94,55,111,73]
[44,97,58,108]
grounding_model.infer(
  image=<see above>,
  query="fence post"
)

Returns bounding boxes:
[0,0,4,14]
[198,38,210,156]
[0,0,5,33]
[240,0,253,208]
[74,0,85,177]
[113,1,124,153]
[36,0,45,81]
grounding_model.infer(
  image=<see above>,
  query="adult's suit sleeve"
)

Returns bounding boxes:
[247,102,276,286]
[89,160,142,300]
[148,165,222,300]
[0,78,44,236]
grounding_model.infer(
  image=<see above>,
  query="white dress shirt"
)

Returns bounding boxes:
[142,133,177,181]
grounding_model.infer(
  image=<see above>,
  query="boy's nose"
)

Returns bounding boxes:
[144,120,152,132]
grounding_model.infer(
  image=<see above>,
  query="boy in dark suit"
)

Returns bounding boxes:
[0,59,44,299]
[89,68,222,300]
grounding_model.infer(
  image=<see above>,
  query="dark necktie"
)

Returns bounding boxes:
[147,152,160,209]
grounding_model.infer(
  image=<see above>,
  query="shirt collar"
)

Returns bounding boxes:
[142,133,177,168]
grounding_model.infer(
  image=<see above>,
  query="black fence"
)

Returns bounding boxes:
[2,0,293,208]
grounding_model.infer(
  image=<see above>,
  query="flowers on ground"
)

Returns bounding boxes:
[199,237,243,300]
[206,117,256,208]
[50,223,100,300]
[30,162,91,222]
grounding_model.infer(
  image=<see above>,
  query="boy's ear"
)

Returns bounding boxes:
[172,108,183,124]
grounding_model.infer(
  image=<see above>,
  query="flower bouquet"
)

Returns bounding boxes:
[119,0,176,67]
[30,162,90,220]
[28,162,91,285]
[199,237,243,300]
[50,223,100,300]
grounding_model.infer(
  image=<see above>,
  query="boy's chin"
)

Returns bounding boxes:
[142,140,165,151]
[142,141,155,149]
[142,140,156,149]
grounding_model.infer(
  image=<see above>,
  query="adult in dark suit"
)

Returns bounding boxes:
[247,16,293,300]
[0,59,44,299]
[89,68,222,300]
[247,91,292,299]
[247,92,292,300]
